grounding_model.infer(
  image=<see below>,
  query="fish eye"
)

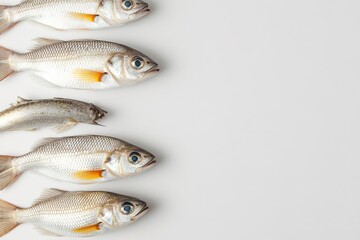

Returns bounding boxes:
[121,202,134,215]
[121,0,133,10]
[131,57,145,69]
[129,152,142,164]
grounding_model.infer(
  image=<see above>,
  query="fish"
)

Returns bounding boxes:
[0,96,107,132]
[0,189,149,237]
[0,0,150,34]
[0,38,159,89]
[0,135,156,190]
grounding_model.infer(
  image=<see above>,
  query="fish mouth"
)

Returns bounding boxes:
[140,64,159,79]
[92,104,108,120]
[143,159,157,169]
[132,3,149,18]
[136,158,157,173]
[139,3,150,13]
[134,206,149,219]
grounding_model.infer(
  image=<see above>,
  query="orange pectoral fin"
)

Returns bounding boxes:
[73,69,104,83]
[73,170,104,180]
[73,223,101,234]
[69,12,97,22]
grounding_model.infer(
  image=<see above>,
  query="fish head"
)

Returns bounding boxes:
[89,104,108,124]
[99,197,148,227]
[111,0,150,24]
[104,145,156,177]
[106,50,159,86]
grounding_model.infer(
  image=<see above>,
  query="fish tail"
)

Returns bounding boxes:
[0,6,14,35]
[0,46,14,81]
[0,155,18,190]
[0,198,19,237]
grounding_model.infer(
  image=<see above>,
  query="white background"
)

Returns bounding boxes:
[0,0,360,239]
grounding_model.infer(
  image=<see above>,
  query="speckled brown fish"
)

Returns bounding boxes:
[0,96,107,132]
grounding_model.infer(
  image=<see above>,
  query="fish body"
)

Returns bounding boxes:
[0,39,159,89]
[0,0,150,34]
[0,135,156,190]
[0,97,106,132]
[0,189,148,237]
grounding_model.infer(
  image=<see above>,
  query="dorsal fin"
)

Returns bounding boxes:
[30,38,64,51]
[11,96,32,106]
[32,137,65,150]
[32,188,66,205]
[53,97,69,101]
[16,96,30,104]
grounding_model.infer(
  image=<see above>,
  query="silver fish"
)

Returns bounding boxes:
[0,96,107,132]
[0,135,156,190]
[0,0,150,34]
[0,189,149,237]
[0,39,159,89]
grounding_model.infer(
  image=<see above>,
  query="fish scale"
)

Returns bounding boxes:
[7,0,102,31]
[21,41,126,60]
[17,191,112,222]
[10,41,123,89]
[14,135,122,175]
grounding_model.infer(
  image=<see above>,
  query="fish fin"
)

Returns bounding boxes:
[69,12,98,22]
[10,96,32,107]
[34,226,61,237]
[14,96,31,105]
[53,97,69,100]
[32,137,62,150]
[0,6,15,35]
[73,223,101,234]
[73,170,105,180]
[0,198,19,237]
[68,39,98,42]
[0,155,18,190]
[52,119,78,133]
[73,69,105,83]
[0,46,14,81]
[92,121,105,127]
[33,188,66,205]
[30,38,64,51]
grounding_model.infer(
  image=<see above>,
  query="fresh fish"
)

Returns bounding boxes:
[0,96,107,132]
[0,189,149,237]
[0,0,150,34]
[0,39,159,89]
[0,135,156,190]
